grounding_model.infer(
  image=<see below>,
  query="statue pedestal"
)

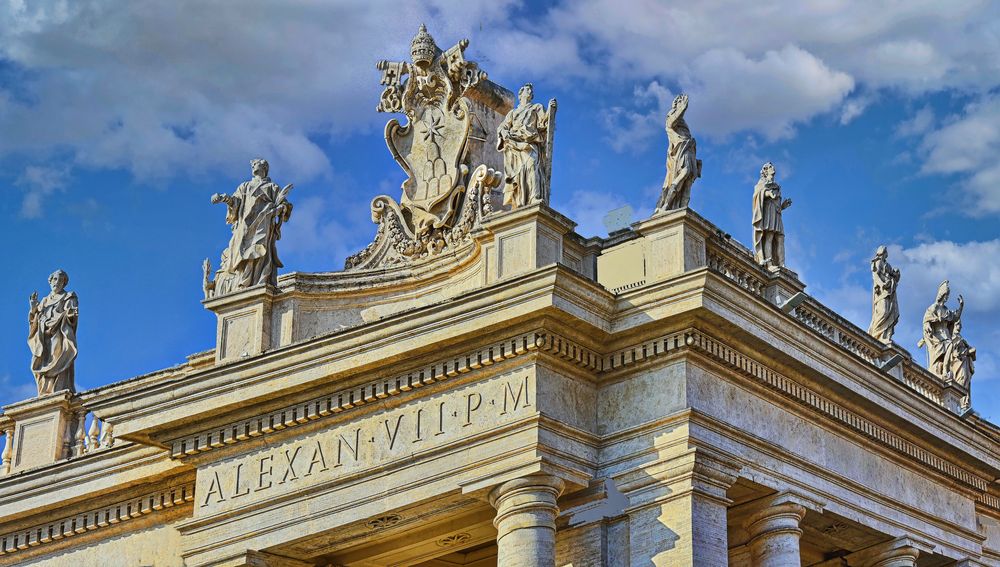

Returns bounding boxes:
[2,390,76,473]
[942,383,970,415]
[203,284,278,363]
[596,208,711,293]
[632,208,710,283]
[764,266,806,309]
[480,204,578,283]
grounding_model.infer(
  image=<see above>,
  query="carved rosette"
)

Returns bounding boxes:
[346,26,500,271]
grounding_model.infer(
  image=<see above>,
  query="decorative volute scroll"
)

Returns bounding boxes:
[346,25,513,270]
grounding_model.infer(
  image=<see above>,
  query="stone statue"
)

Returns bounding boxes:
[345,25,511,270]
[751,162,792,270]
[945,320,976,389]
[204,158,293,297]
[27,269,78,396]
[918,280,964,378]
[655,94,702,212]
[497,83,556,209]
[867,246,900,344]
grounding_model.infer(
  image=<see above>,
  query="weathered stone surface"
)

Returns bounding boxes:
[27,270,77,397]
[868,245,901,344]
[3,24,1000,567]
[656,93,701,212]
[204,158,293,298]
[498,83,556,210]
[751,161,792,270]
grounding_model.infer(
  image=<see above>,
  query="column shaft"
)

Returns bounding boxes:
[490,474,565,567]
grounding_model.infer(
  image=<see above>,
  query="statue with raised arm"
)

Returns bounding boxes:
[27,269,78,396]
[751,162,792,270]
[205,158,293,297]
[497,83,556,209]
[655,94,702,212]
[918,280,964,378]
[867,245,900,344]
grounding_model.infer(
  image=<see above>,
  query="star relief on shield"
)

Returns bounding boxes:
[420,116,445,144]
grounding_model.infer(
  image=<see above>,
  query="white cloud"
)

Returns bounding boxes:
[1,0,999,213]
[15,165,68,218]
[600,81,674,153]
[814,238,1000,386]
[0,1,518,183]
[0,373,37,405]
[895,105,935,138]
[918,96,1000,214]
[681,45,854,140]
[554,189,651,238]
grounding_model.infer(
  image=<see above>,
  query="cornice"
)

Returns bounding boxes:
[0,479,193,563]
[92,265,611,441]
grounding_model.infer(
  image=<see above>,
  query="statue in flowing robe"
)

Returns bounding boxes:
[751,162,792,269]
[656,94,701,212]
[497,83,556,209]
[867,246,900,344]
[945,320,976,389]
[27,269,78,396]
[918,280,964,378]
[205,159,293,297]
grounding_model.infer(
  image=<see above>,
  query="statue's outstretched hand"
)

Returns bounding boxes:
[29,291,38,309]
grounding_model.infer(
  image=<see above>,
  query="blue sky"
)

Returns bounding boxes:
[2,1,999,419]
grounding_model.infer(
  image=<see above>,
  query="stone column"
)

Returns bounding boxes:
[489,474,565,567]
[845,537,932,567]
[744,492,822,567]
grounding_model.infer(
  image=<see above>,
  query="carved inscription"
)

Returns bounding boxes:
[196,375,532,513]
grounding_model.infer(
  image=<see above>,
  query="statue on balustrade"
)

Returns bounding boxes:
[945,320,976,390]
[27,269,78,396]
[655,93,701,212]
[497,83,556,209]
[867,246,900,344]
[204,158,293,298]
[918,280,964,379]
[751,162,792,270]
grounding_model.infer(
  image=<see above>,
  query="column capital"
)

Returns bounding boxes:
[489,474,565,535]
[489,473,564,567]
[743,491,823,566]
[235,550,313,567]
[845,537,934,567]
[744,490,823,540]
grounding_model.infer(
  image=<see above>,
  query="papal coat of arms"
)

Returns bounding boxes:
[345,25,513,270]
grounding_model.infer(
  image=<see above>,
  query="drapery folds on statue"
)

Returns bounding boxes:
[919,280,975,391]
[27,269,78,396]
[868,246,901,344]
[204,158,293,298]
[751,162,792,270]
[656,93,701,212]
[497,83,556,210]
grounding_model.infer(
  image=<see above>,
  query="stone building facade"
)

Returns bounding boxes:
[2,26,999,567]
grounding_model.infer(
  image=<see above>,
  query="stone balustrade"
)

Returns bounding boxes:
[0,402,113,477]
[703,236,952,413]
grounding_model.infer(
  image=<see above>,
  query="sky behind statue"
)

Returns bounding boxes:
[1,1,999,419]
